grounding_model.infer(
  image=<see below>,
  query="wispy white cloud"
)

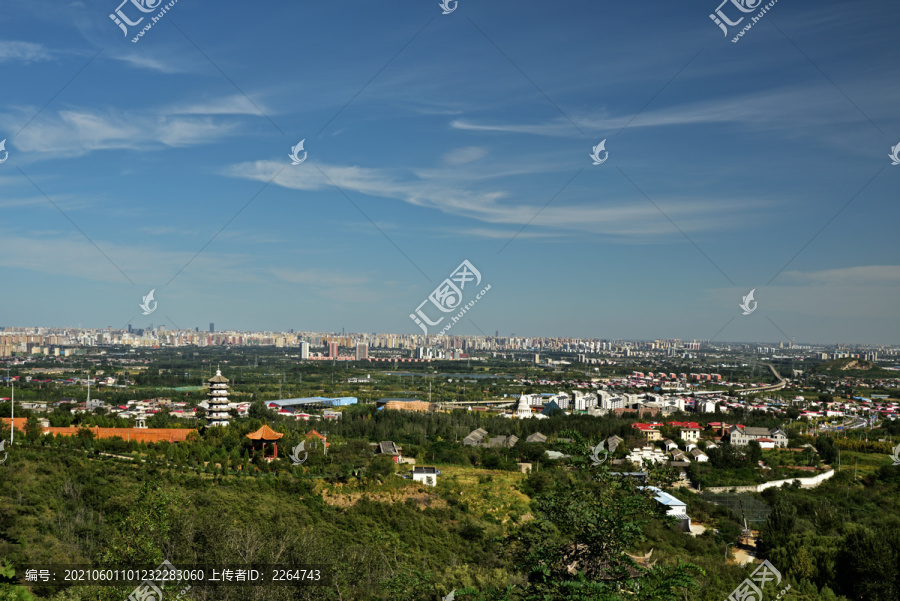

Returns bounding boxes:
[451,119,574,137]
[448,227,557,240]
[111,53,186,74]
[781,265,900,285]
[166,94,273,116]
[709,266,900,324]
[5,109,237,157]
[441,146,487,166]
[451,83,887,137]
[224,159,768,238]
[0,40,52,62]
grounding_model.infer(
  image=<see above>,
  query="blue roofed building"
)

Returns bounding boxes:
[639,486,691,532]
[268,396,357,410]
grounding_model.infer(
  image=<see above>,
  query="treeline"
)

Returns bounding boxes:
[759,464,900,601]
[0,444,710,601]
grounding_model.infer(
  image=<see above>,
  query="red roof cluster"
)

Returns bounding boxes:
[667,421,701,429]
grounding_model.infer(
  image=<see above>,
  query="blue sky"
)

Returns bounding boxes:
[0,0,898,344]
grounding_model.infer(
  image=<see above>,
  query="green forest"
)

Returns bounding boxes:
[1,403,899,600]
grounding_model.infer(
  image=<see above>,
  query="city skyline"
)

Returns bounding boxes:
[0,324,896,355]
[1,1,898,343]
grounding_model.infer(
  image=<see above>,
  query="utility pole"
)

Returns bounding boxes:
[10,379,14,445]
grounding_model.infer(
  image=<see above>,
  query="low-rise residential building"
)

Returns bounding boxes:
[463,428,488,446]
[680,427,701,442]
[640,486,691,531]
[627,445,668,465]
[486,435,518,448]
[606,435,625,453]
[632,423,662,441]
[728,425,788,448]
[670,450,688,461]
[413,467,440,486]
[374,441,402,463]
[690,448,709,462]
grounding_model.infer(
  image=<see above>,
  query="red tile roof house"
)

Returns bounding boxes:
[631,423,662,441]
[306,430,330,449]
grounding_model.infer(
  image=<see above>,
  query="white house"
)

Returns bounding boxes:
[728,426,788,448]
[640,486,691,531]
[690,448,709,462]
[680,427,701,442]
[413,467,440,487]
[627,446,668,465]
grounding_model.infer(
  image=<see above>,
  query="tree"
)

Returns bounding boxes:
[746,440,762,464]
[835,527,900,601]
[147,409,172,428]
[248,400,276,421]
[815,435,838,464]
[368,455,396,480]
[24,417,42,442]
[761,497,797,552]
[100,481,179,566]
[503,468,702,600]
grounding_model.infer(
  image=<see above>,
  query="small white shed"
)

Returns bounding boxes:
[413,467,441,487]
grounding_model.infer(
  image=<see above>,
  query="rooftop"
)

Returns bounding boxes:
[639,486,687,508]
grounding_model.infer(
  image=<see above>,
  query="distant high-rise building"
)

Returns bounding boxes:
[328,341,339,358]
[356,343,368,360]
[300,341,309,359]
[209,323,215,333]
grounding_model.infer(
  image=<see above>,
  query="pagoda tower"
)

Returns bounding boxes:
[207,368,231,427]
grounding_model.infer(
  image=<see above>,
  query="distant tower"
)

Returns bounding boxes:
[209,322,215,333]
[207,368,231,427]
[356,343,368,360]
[328,341,339,358]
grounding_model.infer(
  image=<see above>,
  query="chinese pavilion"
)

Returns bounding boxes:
[246,424,284,461]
